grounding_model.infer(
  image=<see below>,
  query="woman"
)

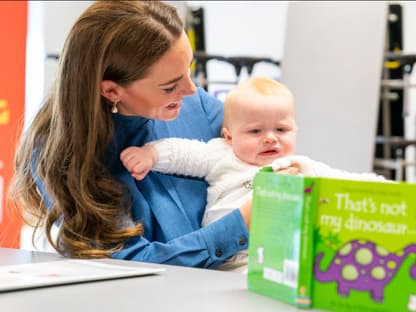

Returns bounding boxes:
[12,1,251,269]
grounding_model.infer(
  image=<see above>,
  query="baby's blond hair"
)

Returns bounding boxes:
[223,77,293,129]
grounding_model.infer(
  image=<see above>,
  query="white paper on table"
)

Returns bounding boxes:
[0,259,165,292]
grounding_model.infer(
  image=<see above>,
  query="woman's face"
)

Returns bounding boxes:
[117,31,196,120]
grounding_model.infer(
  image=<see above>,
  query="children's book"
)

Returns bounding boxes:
[0,259,164,292]
[247,168,416,312]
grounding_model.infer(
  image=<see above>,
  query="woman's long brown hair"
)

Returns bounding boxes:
[11,1,183,258]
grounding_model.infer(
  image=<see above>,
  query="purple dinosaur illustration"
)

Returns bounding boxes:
[314,240,416,302]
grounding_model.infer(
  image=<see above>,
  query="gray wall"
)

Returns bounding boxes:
[281,2,387,172]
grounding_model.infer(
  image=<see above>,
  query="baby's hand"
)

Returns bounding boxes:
[271,157,297,171]
[271,155,315,176]
[120,145,158,180]
[273,163,301,175]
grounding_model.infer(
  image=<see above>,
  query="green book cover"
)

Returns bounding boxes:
[247,168,317,308]
[312,177,416,312]
[247,170,416,312]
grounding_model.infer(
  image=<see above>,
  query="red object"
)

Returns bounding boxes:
[0,1,28,247]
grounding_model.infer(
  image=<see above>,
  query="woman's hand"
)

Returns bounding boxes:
[239,199,252,230]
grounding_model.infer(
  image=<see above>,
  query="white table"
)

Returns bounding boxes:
[0,248,317,312]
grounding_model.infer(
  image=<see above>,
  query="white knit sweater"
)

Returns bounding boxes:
[151,138,259,226]
[150,137,386,227]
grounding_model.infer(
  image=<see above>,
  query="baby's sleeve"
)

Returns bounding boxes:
[148,138,216,178]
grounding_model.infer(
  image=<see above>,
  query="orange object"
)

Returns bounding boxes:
[0,1,28,247]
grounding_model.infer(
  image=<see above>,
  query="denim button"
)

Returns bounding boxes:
[215,248,223,257]
[239,236,247,245]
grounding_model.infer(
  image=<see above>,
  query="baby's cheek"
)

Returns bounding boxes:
[283,138,297,155]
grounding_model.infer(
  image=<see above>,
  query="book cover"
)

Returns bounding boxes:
[247,168,316,307]
[247,170,416,312]
[312,177,416,312]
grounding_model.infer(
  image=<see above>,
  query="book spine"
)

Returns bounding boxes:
[296,177,319,308]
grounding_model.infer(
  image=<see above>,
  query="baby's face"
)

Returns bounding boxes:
[223,93,297,167]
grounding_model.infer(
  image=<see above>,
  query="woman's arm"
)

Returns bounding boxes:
[111,208,249,268]
[32,164,250,268]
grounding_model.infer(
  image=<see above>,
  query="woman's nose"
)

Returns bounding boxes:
[181,72,197,96]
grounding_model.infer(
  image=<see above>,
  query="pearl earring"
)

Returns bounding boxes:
[111,100,119,114]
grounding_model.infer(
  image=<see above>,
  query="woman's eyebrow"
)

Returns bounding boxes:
[158,75,183,87]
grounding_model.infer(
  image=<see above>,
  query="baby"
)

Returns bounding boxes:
[120,77,385,271]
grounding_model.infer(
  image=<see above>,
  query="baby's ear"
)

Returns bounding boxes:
[222,127,232,145]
